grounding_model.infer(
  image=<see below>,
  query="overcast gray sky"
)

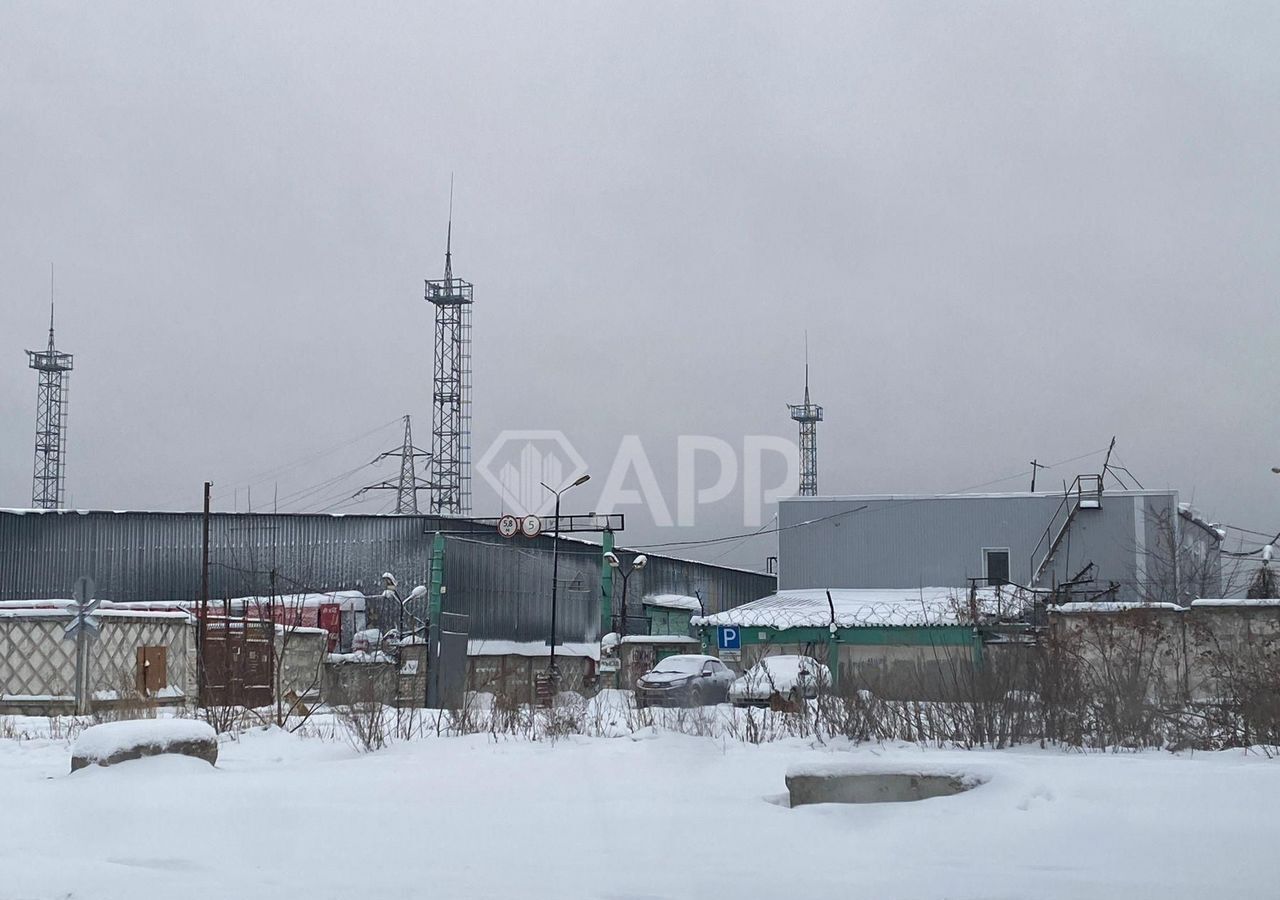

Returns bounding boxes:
[2,1,1278,570]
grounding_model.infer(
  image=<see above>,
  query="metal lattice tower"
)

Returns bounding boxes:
[356,415,432,514]
[27,288,74,509]
[424,202,473,515]
[788,361,822,497]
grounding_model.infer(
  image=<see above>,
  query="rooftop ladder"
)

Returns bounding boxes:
[1030,474,1103,587]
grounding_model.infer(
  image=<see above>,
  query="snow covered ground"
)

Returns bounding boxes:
[1,721,1277,899]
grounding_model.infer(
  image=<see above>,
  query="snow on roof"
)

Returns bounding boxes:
[467,640,601,661]
[113,591,366,612]
[326,650,394,665]
[0,591,367,614]
[1178,503,1227,541]
[1191,598,1280,609]
[781,489,1171,503]
[641,593,701,612]
[0,599,191,621]
[620,634,700,644]
[1051,601,1183,614]
[693,586,1033,630]
[1049,599,1280,614]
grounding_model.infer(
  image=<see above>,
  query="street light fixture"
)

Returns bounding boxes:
[605,550,648,638]
[542,473,591,677]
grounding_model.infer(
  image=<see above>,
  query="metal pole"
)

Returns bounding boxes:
[549,489,561,674]
[74,612,86,716]
[617,569,629,688]
[618,569,629,639]
[270,568,281,725]
[199,481,211,704]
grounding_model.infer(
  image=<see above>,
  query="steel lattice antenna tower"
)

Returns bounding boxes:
[27,269,74,509]
[356,414,432,514]
[424,183,473,515]
[787,343,823,497]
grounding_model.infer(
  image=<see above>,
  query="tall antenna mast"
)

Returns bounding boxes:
[788,333,823,497]
[425,176,473,515]
[27,264,75,509]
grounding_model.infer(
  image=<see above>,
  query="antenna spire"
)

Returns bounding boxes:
[803,331,810,405]
[444,174,454,282]
[48,263,56,351]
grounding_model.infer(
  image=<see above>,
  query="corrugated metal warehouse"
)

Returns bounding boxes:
[777,489,1223,602]
[0,510,774,643]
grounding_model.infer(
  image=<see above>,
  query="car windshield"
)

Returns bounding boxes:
[652,656,705,675]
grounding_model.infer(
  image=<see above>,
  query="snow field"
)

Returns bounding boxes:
[0,724,1277,899]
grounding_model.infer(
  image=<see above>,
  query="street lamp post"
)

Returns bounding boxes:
[542,473,591,676]
[604,550,648,638]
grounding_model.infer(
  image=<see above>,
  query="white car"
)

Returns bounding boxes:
[729,655,831,707]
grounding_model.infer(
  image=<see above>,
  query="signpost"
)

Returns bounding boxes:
[716,625,741,663]
[63,576,100,715]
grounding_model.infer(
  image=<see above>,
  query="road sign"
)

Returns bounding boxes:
[63,590,101,645]
[717,626,741,651]
[520,515,542,538]
[66,575,100,716]
[497,514,519,538]
[63,615,100,642]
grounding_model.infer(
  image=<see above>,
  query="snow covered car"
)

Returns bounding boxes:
[634,655,735,707]
[729,655,831,707]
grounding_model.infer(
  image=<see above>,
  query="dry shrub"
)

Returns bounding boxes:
[333,667,396,752]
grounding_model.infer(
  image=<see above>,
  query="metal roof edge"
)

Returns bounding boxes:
[778,489,1178,502]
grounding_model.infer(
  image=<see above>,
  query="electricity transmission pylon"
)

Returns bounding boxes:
[357,415,432,514]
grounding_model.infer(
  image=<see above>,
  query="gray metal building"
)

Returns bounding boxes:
[778,481,1223,604]
[0,510,774,643]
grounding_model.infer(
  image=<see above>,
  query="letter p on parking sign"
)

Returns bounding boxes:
[717,626,740,651]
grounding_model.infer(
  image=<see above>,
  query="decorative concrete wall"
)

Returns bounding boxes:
[1049,600,1280,702]
[0,606,194,715]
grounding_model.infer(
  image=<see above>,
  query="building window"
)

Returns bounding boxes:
[984,549,1010,586]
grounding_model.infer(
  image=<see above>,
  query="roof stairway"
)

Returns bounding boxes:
[1030,474,1103,588]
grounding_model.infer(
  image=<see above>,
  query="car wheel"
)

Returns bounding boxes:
[689,685,705,707]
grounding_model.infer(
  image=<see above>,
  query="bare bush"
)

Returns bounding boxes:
[333,667,395,752]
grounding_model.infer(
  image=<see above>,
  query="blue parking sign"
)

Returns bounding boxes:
[717,626,740,651]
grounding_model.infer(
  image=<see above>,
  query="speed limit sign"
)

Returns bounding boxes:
[497,514,519,538]
[520,515,542,538]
